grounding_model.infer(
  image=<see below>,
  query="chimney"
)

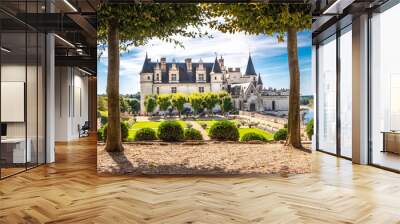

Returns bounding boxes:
[218,56,224,68]
[160,57,166,72]
[185,58,192,72]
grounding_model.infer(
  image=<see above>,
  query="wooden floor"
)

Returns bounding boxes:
[1,136,400,223]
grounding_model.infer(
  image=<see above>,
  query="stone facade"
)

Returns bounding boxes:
[139,53,289,113]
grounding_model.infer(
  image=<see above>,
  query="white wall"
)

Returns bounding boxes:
[54,67,89,141]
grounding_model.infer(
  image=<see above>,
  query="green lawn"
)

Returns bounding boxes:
[196,119,273,140]
[128,120,186,140]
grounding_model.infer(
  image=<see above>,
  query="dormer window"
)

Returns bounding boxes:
[171,74,177,81]
[147,76,150,80]
[214,76,217,80]
[199,74,204,81]
[156,73,160,81]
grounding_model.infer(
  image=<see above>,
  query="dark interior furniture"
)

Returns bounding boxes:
[382,131,400,154]
[79,121,90,138]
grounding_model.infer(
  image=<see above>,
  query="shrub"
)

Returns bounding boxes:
[184,128,203,140]
[209,120,239,141]
[200,123,207,129]
[157,121,184,141]
[97,127,104,141]
[305,119,314,140]
[274,128,288,141]
[240,132,267,142]
[100,116,108,126]
[186,123,193,129]
[134,128,157,141]
[103,121,129,141]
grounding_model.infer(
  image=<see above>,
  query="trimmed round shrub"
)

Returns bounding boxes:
[134,128,157,141]
[274,128,288,141]
[305,119,314,140]
[184,128,203,140]
[240,132,267,142]
[103,121,129,141]
[209,120,239,141]
[157,121,184,142]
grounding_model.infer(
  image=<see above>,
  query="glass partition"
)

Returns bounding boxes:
[370,3,400,171]
[0,2,46,179]
[317,35,337,154]
[339,28,352,158]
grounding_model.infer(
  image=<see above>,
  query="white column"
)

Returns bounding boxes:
[312,45,317,151]
[46,32,55,163]
[352,14,369,164]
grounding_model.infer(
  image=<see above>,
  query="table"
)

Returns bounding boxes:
[1,138,31,163]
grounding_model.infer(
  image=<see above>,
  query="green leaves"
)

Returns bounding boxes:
[98,3,209,51]
[202,3,311,42]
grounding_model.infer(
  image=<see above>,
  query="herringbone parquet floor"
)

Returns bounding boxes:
[1,136,400,224]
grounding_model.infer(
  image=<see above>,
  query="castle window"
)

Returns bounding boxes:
[214,76,217,80]
[199,74,204,81]
[147,76,150,80]
[171,87,177,93]
[171,74,177,81]
[156,87,159,94]
[199,87,204,93]
[156,73,159,81]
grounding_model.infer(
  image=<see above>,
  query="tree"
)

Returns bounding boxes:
[171,93,187,117]
[204,3,311,149]
[157,94,172,116]
[204,92,219,116]
[189,93,204,115]
[221,96,233,116]
[97,95,107,111]
[128,98,140,115]
[144,95,157,116]
[119,96,129,113]
[98,4,209,152]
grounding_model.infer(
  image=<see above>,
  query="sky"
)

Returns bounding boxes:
[97,27,312,95]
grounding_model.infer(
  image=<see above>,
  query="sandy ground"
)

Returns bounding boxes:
[97,142,311,176]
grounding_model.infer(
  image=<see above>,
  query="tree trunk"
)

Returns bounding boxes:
[105,20,124,152]
[286,26,302,149]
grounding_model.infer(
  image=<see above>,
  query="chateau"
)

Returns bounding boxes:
[139,54,289,113]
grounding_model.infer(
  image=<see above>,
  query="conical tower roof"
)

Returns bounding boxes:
[211,57,222,73]
[257,73,263,85]
[141,52,152,73]
[245,54,257,76]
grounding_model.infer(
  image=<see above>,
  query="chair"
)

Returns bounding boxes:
[79,121,90,138]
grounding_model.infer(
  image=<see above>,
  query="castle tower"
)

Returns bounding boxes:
[140,53,154,113]
[210,56,223,92]
[256,73,263,91]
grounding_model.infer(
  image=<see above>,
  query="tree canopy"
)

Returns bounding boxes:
[203,3,311,41]
[98,3,210,50]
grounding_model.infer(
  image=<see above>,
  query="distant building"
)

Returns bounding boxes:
[139,53,289,113]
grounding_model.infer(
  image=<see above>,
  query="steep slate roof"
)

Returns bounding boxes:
[211,57,222,73]
[141,53,153,73]
[257,73,263,85]
[244,55,257,76]
[143,61,214,83]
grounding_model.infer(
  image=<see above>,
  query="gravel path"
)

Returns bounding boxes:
[97,142,311,176]
[187,121,210,140]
